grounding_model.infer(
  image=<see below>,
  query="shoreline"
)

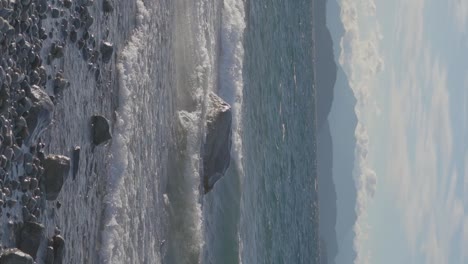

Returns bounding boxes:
[0,0,136,262]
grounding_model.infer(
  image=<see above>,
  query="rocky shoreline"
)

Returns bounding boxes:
[0,0,114,263]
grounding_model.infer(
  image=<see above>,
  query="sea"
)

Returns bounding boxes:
[41,0,319,263]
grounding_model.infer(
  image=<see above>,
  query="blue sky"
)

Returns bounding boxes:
[335,0,467,263]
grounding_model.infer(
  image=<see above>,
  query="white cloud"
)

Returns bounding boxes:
[337,0,382,263]
[449,0,468,32]
[386,21,463,264]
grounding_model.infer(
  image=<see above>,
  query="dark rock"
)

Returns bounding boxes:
[22,206,31,220]
[72,17,81,29]
[84,0,94,6]
[71,146,80,180]
[91,115,111,145]
[10,180,19,191]
[42,155,70,200]
[53,235,65,264]
[63,0,72,9]
[45,246,54,264]
[100,41,113,63]
[103,0,113,12]
[51,8,60,18]
[83,15,93,29]
[24,85,54,145]
[53,77,69,95]
[202,93,232,193]
[29,178,38,190]
[6,199,16,208]
[69,30,77,42]
[0,248,33,264]
[50,43,64,59]
[18,221,44,258]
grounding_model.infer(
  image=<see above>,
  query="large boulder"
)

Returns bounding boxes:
[25,85,54,145]
[18,222,44,259]
[91,115,112,145]
[0,248,33,264]
[43,155,70,200]
[202,93,232,193]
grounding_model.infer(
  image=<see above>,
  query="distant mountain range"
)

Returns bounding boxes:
[315,0,358,263]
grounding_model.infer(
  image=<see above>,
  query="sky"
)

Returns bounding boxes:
[335,0,467,263]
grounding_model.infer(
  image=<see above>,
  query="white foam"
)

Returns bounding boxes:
[100,0,163,263]
[217,0,246,174]
[202,0,246,262]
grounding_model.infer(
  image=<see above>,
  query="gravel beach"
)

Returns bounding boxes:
[0,0,139,262]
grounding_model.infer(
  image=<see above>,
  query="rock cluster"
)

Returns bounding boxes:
[0,0,115,261]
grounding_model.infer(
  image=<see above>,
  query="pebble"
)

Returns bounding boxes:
[100,41,114,63]
[6,199,16,208]
[103,0,114,13]
[51,8,60,19]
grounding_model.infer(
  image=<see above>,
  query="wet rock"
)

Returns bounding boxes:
[29,178,38,190]
[69,29,77,42]
[100,41,113,63]
[71,146,80,180]
[72,17,81,29]
[83,15,93,29]
[22,206,30,220]
[202,92,232,194]
[25,85,54,145]
[43,155,70,200]
[0,248,33,264]
[10,180,19,191]
[50,43,64,59]
[63,0,72,9]
[103,0,114,12]
[45,246,54,264]
[18,221,44,258]
[51,8,60,18]
[6,199,16,208]
[53,235,65,264]
[91,115,111,145]
[53,77,69,95]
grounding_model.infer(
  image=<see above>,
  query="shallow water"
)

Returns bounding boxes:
[40,0,319,263]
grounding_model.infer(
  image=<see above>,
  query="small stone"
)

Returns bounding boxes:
[84,15,93,29]
[22,206,30,219]
[51,8,60,18]
[63,0,72,8]
[10,180,19,191]
[21,193,29,204]
[24,163,33,175]
[103,0,114,12]
[45,246,54,264]
[100,41,113,63]
[27,197,36,210]
[20,181,30,193]
[53,77,69,95]
[50,43,64,59]
[69,30,77,42]
[29,178,38,190]
[72,17,81,29]
[6,199,17,208]
[71,146,80,180]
